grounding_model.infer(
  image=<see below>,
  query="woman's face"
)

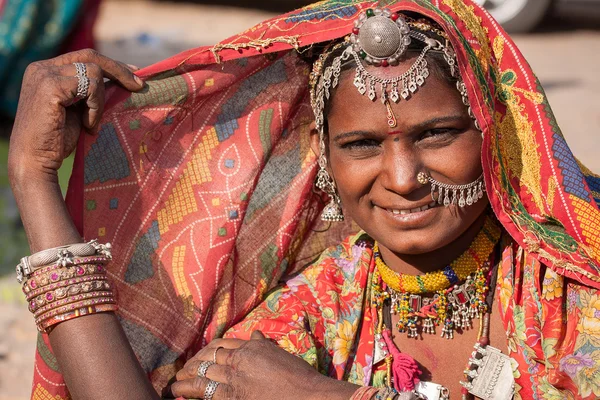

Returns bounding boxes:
[313,59,488,255]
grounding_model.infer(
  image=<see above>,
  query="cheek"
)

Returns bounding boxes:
[328,149,378,205]
[424,133,483,179]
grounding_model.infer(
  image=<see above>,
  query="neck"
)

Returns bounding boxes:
[378,212,488,275]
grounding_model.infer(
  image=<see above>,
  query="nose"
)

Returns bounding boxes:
[378,143,423,196]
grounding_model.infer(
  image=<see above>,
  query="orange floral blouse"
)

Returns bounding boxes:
[226,232,600,399]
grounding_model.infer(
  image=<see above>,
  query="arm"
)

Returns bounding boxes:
[8,50,158,400]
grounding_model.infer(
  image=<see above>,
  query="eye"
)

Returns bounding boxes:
[340,139,381,150]
[420,128,460,140]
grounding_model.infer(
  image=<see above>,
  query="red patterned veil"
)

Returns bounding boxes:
[31,1,600,398]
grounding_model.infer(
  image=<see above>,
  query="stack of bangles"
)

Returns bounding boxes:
[16,240,117,333]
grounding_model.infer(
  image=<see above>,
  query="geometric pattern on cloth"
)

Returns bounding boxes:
[124,220,161,284]
[123,74,188,109]
[156,128,219,235]
[585,174,600,205]
[119,317,181,372]
[285,2,360,23]
[571,194,600,265]
[32,384,68,400]
[215,60,287,142]
[552,133,590,201]
[84,122,131,184]
[245,145,301,221]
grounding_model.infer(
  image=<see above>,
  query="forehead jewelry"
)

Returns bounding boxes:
[418,171,485,208]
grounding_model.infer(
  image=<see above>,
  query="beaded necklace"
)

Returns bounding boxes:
[373,216,501,338]
[369,217,514,400]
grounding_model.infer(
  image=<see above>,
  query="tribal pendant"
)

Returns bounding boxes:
[460,344,515,400]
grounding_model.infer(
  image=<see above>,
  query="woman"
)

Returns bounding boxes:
[8,1,600,399]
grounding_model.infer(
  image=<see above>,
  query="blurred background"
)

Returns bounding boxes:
[0,0,599,398]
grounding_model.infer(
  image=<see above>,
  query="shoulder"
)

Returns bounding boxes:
[285,231,373,294]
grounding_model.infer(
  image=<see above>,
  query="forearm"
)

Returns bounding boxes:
[10,168,159,400]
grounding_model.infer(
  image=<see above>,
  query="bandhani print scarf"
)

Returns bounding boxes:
[31,1,600,399]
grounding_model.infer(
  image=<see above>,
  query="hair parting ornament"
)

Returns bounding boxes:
[310,8,485,222]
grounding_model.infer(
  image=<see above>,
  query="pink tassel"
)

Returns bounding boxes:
[382,329,422,392]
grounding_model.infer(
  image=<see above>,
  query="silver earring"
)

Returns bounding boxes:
[417,172,485,208]
[315,132,344,222]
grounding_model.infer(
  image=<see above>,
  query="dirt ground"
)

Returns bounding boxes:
[1,1,599,399]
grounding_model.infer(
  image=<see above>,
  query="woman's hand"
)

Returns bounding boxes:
[168,331,359,400]
[8,48,143,185]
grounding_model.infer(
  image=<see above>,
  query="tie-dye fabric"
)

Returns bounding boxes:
[31,0,600,398]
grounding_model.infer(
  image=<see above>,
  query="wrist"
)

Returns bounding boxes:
[308,375,359,400]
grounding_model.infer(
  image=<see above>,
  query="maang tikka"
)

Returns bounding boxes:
[310,8,482,221]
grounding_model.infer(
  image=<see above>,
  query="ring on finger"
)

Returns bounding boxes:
[196,360,215,378]
[73,62,90,100]
[203,380,219,400]
[213,346,223,364]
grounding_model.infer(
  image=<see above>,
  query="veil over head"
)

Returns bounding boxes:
[33,0,600,396]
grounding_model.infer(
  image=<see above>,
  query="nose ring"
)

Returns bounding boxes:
[417,172,430,185]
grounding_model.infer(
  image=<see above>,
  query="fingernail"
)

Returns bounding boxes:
[134,75,144,86]
[127,64,140,71]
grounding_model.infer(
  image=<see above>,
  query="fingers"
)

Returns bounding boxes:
[177,349,235,381]
[168,376,231,400]
[176,359,231,383]
[49,49,144,92]
[190,338,245,363]
[80,63,104,129]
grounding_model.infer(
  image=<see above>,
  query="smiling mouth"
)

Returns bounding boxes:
[385,201,437,215]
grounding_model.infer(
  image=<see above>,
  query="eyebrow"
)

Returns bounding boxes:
[332,114,467,143]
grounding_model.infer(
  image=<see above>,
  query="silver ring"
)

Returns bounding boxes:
[213,346,222,364]
[203,380,219,400]
[196,360,214,378]
[73,62,90,99]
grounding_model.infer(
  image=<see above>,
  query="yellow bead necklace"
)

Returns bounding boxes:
[374,216,501,294]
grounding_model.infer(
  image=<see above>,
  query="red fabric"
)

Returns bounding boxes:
[36,0,600,398]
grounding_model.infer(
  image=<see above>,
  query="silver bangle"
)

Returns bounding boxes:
[16,240,112,283]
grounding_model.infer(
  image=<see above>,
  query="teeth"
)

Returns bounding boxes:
[387,202,437,215]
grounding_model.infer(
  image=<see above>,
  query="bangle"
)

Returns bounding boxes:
[350,387,380,400]
[38,303,118,333]
[33,291,114,317]
[25,274,107,300]
[24,263,107,294]
[16,240,112,283]
[29,279,111,313]
[35,296,116,328]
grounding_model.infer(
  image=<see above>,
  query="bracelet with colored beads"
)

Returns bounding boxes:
[35,296,116,328]
[28,275,110,311]
[30,279,111,314]
[33,291,114,318]
[38,303,118,333]
[23,262,107,292]
[25,274,107,300]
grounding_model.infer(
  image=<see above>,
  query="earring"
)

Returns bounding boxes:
[417,172,485,208]
[315,133,344,222]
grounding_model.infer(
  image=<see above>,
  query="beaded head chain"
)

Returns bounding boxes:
[309,9,485,221]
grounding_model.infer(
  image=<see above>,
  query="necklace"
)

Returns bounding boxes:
[372,216,501,339]
[369,217,514,400]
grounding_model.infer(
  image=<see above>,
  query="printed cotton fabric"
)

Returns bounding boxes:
[227,233,600,399]
[31,0,600,398]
